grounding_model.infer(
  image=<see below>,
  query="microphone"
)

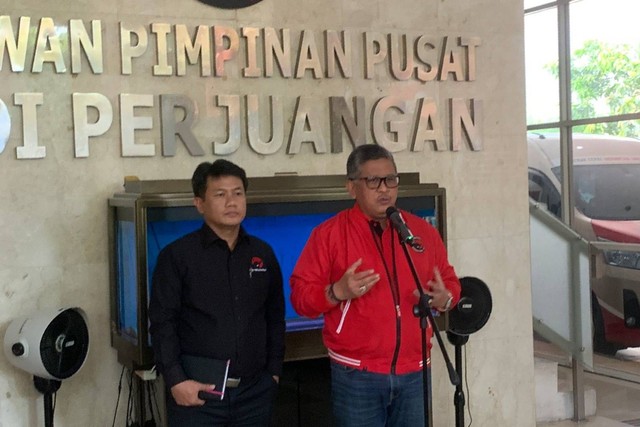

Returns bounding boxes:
[386,206,416,246]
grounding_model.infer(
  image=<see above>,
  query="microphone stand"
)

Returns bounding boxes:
[446,331,469,427]
[397,240,460,427]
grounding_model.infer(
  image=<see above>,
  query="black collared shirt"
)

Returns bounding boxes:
[149,223,285,388]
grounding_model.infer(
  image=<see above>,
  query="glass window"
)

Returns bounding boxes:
[524,0,556,10]
[526,0,640,368]
[573,164,640,220]
[570,0,640,122]
[525,8,560,125]
[528,131,562,218]
[529,169,563,218]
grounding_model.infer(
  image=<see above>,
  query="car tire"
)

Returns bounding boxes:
[591,292,617,355]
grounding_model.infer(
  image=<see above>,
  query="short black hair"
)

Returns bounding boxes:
[346,144,397,179]
[191,159,248,198]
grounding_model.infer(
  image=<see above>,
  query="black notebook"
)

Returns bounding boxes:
[181,355,231,400]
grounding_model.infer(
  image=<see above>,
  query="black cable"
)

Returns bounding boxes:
[149,379,163,426]
[111,365,126,427]
[464,345,472,427]
[126,369,135,425]
[145,380,155,425]
[52,391,57,421]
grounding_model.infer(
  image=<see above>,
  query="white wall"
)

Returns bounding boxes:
[0,0,533,425]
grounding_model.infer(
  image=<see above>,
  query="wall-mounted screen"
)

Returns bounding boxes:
[109,175,444,368]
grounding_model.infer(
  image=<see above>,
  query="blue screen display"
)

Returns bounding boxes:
[144,213,333,332]
[115,199,438,345]
[116,220,138,343]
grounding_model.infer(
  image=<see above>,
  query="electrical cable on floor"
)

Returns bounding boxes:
[112,365,126,427]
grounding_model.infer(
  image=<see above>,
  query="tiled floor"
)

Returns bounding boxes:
[275,345,640,426]
[536,340,640,427]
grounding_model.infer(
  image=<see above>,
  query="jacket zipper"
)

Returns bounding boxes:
[370,221,402,375]
[389,239,402,375]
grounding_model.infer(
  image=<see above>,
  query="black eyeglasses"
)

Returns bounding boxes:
[351,174,400,190]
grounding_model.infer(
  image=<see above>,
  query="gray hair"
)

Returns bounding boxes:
[346,144,397,179]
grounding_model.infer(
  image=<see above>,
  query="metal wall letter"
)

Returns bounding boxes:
[372,95,409,153]
[151,23,173,76]
[329,96,365,153]
[415,36,438,82]
[72,93,113,158]
[213,26,239,77]
[70,19,103,74]
[120,94,155,156]
[451,98,483,151]
[460,36,481,81]
[287,96,327,154]
[242,27,261,77]
[439,36,464,81]
[32,17,66,73]
[246,94,283,155]
[0,15,30,72]
[264,28,291,78]
[175,24,211,77]
[14,93,45,159]
[411,97,445,152]
[0,97,10,154]
[325,30,352,78]
[295,30,322,79]
[213,94,241,155]
[389,33,412,80]
[364,31,386,79]
[160,94,204,156]
[120,23,148,75]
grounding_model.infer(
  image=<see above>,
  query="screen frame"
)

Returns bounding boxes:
[108,174,446,368]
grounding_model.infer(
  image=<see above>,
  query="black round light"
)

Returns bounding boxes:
[196,0,263,9]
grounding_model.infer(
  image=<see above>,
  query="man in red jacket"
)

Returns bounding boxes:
[290,144,461,426]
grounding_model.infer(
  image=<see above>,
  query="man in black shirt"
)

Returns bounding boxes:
[149,159,285,426]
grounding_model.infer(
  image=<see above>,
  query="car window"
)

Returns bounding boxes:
[573,164,640,221]
[528,168,562,219]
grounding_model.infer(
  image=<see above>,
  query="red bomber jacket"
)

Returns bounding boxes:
[290,204,461,375]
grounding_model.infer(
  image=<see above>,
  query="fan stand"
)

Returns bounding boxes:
[446,332,469,427]
[445,277,492,427]
[34,376,61,427]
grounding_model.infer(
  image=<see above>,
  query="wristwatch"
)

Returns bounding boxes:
[439,292,454,312]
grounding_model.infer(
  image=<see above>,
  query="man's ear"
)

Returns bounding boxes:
[346,180,356,199]
[194,196,204,214]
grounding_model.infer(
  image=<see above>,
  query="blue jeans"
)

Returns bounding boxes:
[330,362,430,427]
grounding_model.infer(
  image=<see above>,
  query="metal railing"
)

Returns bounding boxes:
[530,200,592,420]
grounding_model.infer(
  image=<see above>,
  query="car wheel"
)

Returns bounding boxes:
[591,292,616,355]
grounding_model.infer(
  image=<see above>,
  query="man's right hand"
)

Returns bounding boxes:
[170,380,216,406]
[331,258,380,301]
